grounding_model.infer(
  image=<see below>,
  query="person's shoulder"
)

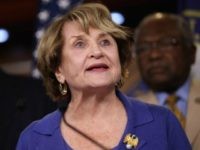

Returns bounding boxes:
[191,78,200,87]
[119,91,177,125]
[127,95,172,118]
[146,102,172,117]
[124,94,181,133]
[18,110,61,139]
[16,110,61,149]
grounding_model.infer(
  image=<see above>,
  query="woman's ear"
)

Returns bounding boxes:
[55,67,65,84]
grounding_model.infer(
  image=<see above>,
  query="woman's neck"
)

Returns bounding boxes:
[61,89,127,150]
[67,90,119,120]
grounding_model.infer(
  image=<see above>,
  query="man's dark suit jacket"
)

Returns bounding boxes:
[0,70,57,150]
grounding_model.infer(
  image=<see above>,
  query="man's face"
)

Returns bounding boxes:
[135,18,195,91]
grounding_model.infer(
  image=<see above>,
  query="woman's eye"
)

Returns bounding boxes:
[100,39,111,46]
[74,41,85,48]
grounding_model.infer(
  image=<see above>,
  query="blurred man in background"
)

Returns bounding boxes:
[126,12,200,149]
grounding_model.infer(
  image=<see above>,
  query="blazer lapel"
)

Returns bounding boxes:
[185,79,200,144]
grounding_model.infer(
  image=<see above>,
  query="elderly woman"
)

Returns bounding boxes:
[16,3,191,150]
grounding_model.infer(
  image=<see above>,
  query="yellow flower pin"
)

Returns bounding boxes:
[123,133,139,149]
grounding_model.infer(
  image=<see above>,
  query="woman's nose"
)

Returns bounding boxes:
[89,44,103,58]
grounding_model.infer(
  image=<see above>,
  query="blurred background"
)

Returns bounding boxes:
[0,0,199,77]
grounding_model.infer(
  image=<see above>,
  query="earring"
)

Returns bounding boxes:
[116,69,129,88]
[116,78,124,88]
[59,83,67,95]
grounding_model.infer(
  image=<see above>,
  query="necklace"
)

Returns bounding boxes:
[62,116,111,150]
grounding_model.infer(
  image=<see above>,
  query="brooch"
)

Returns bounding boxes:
[123,133,139,149]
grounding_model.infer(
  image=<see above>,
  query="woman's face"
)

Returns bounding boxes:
[55,21,121,92]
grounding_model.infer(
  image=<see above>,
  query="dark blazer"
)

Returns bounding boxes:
[0,70,57,150]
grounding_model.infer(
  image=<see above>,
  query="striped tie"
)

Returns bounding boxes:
[165,95,186,128]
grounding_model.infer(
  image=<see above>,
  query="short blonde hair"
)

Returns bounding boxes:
[37,3,134,101]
